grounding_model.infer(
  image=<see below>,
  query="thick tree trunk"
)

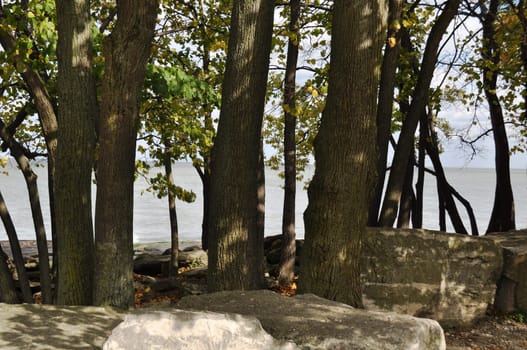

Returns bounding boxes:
[299,0,387,307]
[54,0,98,305]
[94,0,158,309]
[0,191,32,303]
[278,0,300,287]
[378,0,461,227]
[482,0,515,233]
[368,0,405,226]
[207,0,274,292]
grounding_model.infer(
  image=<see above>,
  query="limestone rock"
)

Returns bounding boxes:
[0,303,123,349]
[175,245,208,268]
[487,230,527,313]
[103,309,297,350]
[361,228,503,327]
[177,290,446,350]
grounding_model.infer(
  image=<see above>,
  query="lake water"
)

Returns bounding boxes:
[0,161,526,242]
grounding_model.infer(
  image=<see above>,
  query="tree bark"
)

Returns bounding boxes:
[207,0,274,292]
[195,163,211,251]
[482,0,515,233]
[378,0,461,227]
[299,0,387,307]
[54,0,98,305]
[278,0,300,287]
[0,248,18,303]
[397,151,415,228]
[94,0,158,308]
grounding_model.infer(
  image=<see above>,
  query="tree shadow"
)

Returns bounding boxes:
[0,303,124,349]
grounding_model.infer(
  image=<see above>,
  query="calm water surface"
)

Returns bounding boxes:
[0,162,526,242]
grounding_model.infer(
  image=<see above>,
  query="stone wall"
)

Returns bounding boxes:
[486,230,527,313]
[361,228,503,327]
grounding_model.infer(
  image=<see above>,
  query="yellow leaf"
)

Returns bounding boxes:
[311,89,319,98]
[388,37,397,48]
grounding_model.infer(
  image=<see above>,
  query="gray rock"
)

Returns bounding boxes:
[177,290,446,350]
[134,247,207,276]
[487,230,527,313]
[361,228,503,327]
[103,309,297,350]
[176,246,208,268]
[0,303,124,349]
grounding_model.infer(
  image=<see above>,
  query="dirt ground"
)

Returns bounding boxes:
[444,315,527,350]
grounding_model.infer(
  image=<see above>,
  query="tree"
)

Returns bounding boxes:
[0,115,52,303]
[0,179,33,303]
[299,0,387,307]
[0,1,57,303]
[207,0,275,292]
[54,0,98,305]
[481,0,516,233]
[368,0,405,227]
[94,0,158,308]
[378,0,461,227]
[277,0,301,287]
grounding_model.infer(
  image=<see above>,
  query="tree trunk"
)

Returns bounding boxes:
[482,0,515,233]
[0,191,32,303]
[0,248,18,303]
[94,0,158,309]
[207,0,274,292]
[368,0,405,226]
[54,0,98,305]
[0,118,52,303]
[378,0,461,227]
[414,108,427,229]
[0,24,57,301]
[163,142,179,277]
[424,109,468,234]
[278,0,300,287]
[195,163,211,251]
[397,152,415,228]
[299,0,387,307]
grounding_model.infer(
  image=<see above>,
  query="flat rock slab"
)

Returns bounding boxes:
[177,290,446,350]
[487,230,527,312]
[104,309,297,350]
[0,303,124,349]
[362,228,503,327]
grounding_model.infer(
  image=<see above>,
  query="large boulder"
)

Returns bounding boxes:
[103,309,297,350]
[362,228,503,327]
[0,303,124,349]
[486,230,527,313]
[177,290,446,350]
